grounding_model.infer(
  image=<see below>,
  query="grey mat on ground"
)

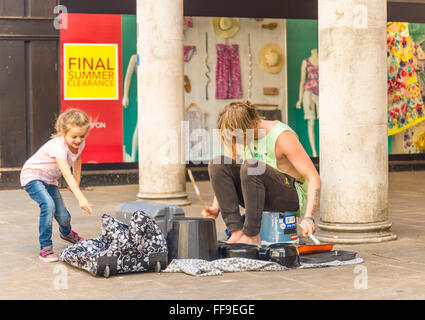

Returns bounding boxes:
[162,256,364,277]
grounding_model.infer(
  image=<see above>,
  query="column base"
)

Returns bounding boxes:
[316,220,397,244]
[137,191,192,206]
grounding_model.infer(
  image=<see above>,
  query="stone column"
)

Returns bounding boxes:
[317,0,396,243]
[136,0,190,205]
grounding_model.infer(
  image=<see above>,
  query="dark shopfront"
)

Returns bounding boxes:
[1,0,425,189]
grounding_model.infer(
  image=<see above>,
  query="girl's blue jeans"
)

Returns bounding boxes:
[24,180,72,249]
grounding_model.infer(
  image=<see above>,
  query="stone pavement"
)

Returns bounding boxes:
[1,171,425,300]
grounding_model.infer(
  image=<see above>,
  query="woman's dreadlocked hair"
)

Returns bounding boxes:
[216,100,264,157]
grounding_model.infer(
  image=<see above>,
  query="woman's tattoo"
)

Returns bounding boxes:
[312,188,321,216]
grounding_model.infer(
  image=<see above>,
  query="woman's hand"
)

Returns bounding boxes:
[300,217,316,237]
[201,206,220,220]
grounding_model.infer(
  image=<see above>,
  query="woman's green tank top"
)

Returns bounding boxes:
[241,121,308,217]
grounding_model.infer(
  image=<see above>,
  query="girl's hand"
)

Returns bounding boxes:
[201,206,219,220]
[78,197,94,214]
[300,218,316,237]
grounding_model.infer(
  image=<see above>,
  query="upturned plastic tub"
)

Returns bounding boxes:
[167,217,218,261]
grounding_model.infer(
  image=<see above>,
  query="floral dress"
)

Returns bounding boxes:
[387,22,425,135]
[215,44,242,99]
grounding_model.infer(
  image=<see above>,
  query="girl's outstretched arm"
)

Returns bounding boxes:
[56,158,93,214]
[73,156,82,187]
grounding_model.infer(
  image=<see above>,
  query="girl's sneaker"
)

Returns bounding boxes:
[60,230,85,245]
[39,246,59,262]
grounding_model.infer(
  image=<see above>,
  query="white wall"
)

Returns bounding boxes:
[183,17,287,162]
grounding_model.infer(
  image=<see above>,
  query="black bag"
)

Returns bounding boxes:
[60,211,168,277]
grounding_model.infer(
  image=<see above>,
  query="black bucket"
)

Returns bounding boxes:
[167,217,218,261]
[218,243,260,259]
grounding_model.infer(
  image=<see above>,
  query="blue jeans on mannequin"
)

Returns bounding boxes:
[24,180,72,249]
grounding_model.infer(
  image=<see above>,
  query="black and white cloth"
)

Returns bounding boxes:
[163,257,364,277]
[163,258,286,277]
[60,211,168,277]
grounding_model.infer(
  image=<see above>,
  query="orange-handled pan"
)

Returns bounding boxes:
[297,234,333,255]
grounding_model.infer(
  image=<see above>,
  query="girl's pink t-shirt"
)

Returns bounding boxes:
[20,135,85,187]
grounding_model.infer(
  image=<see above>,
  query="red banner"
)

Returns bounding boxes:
[60,14,123,163]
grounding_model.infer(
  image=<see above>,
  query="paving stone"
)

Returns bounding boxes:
[1,172,425,299]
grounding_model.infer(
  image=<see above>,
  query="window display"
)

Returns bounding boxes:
[388,22,425,154]
[59,14,425,164]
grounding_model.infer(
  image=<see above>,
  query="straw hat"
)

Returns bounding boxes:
[212,17,240,38]
[258,43,284,73]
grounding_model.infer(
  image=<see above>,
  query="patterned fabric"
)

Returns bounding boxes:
[215,44,242,99]
[60,211,168,277]
[303,58,319,96]
[163,258,286,277]
[184,46,196,63]
[184,17,193,30]
[163,257,364,277]
[387,22,425,136]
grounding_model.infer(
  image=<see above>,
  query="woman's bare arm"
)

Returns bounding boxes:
[275,131,321,235]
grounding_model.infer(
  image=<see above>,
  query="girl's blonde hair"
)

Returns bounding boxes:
[51,108,91,138]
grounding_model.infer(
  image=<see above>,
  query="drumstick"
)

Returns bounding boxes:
[187,169,208,211]
[309,234,321,245]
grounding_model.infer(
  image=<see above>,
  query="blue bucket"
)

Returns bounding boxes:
[259,211,298,244]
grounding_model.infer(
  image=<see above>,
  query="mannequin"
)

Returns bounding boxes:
[296,48,319,157]
[122,54,138,162]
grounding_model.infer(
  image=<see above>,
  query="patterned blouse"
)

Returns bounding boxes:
[303,58,319,96]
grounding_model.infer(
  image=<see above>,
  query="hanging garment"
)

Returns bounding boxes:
[60,211,168,277]
[303,58,319,96]
[215,44,242,99]
[184,46,196,62]
[387,22,425,136]
[184,108,209,162]
[184,17,193,30]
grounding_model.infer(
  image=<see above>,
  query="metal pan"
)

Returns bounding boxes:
[300,250,357,264]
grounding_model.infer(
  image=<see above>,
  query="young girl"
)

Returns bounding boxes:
[21,108,94,262]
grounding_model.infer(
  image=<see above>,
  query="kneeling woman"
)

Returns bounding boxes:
[202,100,321,245]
